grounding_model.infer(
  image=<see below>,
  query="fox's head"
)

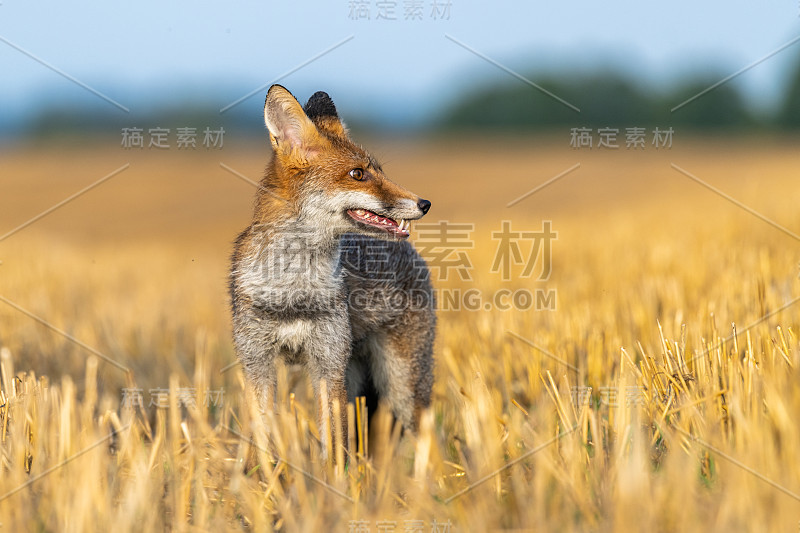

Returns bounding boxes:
[258,84,430,241]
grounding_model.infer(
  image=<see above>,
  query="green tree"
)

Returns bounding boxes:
[779,55,800,128]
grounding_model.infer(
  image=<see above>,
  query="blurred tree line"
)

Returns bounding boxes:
[25,106,258,142]
[780,56,800,128]
[437,55,800,132]
[20,55,800,139]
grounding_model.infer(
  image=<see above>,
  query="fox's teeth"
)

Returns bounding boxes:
[355,209,366,216]
[399,219,405,230]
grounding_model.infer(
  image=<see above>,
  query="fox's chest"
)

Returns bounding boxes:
[238,243,346,310]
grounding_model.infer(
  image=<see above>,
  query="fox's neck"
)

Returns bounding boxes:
[250,215,343,287]
[255,185,345,252]
[252,173,346,281]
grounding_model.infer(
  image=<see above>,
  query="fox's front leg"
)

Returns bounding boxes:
[241,352,277,414]
[232,306,279,414]
[306,317,351,458]
[370,326,435,433]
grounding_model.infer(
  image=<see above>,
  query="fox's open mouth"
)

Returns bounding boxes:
[346,208,410,238]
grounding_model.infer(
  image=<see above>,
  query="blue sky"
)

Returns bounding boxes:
[1,1,799,129]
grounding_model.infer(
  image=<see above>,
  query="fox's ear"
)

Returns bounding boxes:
[304,91,348,138]
[264,85,323,159]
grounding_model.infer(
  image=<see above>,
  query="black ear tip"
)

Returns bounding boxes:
[308,90,331,101]
[304,91,338,120]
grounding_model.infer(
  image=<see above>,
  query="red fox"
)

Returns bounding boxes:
[229,85,435,447]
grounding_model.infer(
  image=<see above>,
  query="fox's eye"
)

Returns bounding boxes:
[349,168,365,181]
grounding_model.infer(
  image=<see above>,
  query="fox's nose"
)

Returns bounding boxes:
[417,198,431,215]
